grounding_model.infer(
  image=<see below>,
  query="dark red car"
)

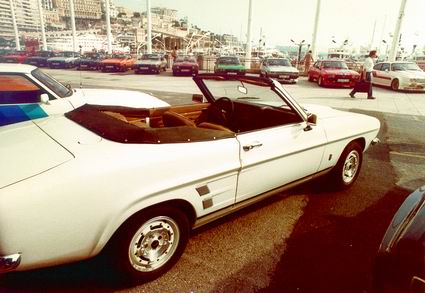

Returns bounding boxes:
[308,60,360,87]
[0,51,30,63]
[172,55,199,76]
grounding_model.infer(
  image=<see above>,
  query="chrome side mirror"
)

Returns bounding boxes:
[40,93,50,105]
[304,113,317,131]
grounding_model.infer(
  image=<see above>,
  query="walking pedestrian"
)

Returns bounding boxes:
[350,50,377,99]
[302,50,314,75]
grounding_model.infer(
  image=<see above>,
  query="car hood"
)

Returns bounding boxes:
[301,104,350,120]
[48,57,77,62]
[322,69,358,75]
[135,60,161,65]
[69,88,170,109]
[394,70,425,78]
[102,59,126,64]
[174,62,197,67]
[266,66,298,73]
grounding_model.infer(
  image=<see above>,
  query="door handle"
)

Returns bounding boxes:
[243,142,263,151]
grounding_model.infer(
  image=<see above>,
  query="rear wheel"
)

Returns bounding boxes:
[391,79,399,91]
[328,141,363,190]
[106,206,190,283]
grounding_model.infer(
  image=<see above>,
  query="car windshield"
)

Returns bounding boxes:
[218,57,240,65]
[176,56,196,62]
[203,79,288,108]
[322,61,348,69]
[392,63,422,71]
[142,54,160,60]
[111,54,126,59]
[83,53,100,59]
[38,51,53,57]
[266,59,290,66]
[63,52,75,57]
[31,68,72,98]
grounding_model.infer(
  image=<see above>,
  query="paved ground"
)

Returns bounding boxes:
[1,69,424,293]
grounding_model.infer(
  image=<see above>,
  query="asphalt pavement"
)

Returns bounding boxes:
[1,69,424,293]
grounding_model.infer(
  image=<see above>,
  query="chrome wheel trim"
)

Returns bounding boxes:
[342,150,360,184]
[128,216,180,272]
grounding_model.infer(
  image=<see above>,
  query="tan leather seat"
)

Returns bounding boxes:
[162,111,196,127]
[198,122,233,133]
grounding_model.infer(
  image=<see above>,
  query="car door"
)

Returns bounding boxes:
[374,63,391,86]
[235,120,327,203]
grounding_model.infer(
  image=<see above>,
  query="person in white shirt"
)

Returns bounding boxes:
[350,50,378,99]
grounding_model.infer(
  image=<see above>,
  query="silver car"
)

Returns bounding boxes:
[260,58,299,83]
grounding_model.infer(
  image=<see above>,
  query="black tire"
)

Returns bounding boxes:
[391,79,399,91]
[328,141,363,190]
[106,206,189,283]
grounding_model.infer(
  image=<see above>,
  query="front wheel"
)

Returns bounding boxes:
[107,206,189,283]
[328,141,363,190]
[391,79,399,91]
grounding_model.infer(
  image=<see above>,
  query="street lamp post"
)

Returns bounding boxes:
[311,0,321,58]
[389,0,408,61]
[37,0,47,50]
[245,0,253,69]
[9,0,20,50]
[104,0,112,54]
[69,0,77,52]
[146,0,152,54]
[291,39,305,69]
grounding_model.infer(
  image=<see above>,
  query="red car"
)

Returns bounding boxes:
[99,53,135,72]
[172,55,199,76]
[0,51,30,63]
[308,60,360,87]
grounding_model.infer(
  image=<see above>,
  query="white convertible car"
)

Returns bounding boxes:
[0,64,380,282]
[372,61,425,92]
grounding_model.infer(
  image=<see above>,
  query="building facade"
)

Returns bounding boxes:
[55,0,102,20]
[0,0,41,39]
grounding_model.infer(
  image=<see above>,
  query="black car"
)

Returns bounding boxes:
[374,185,425,293]
[78,52,105,70]
[24,51,58,67]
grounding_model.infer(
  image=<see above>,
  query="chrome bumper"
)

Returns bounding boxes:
[371,138,380,145]
[0,253,21,273]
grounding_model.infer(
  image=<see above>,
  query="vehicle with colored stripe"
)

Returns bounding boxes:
[372,61,425,92]
[214,56,246,75]
[308,60,360,88]
[0,69,380,284]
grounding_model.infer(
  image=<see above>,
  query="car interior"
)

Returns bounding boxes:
[66,98,303,144]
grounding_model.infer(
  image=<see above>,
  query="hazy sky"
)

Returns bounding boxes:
[115,0,425,53]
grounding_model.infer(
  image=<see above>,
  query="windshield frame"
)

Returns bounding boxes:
[31,68,72,98]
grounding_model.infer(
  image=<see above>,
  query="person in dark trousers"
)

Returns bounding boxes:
[350,50,377,99]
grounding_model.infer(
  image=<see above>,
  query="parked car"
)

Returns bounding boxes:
[0,49,16,61]
[374,186,425,293]
[78,52,105,70]
[0,67,380,283]
[214,56,246,75]
[100,53,135,72]
[24,51,59,67]
[172,55,199,76]
[372,61,425,92]
[260,58,299,83]
[308,60,360,87]
[133,53,167,74]
[47,51,81,69]
[0,50,30,63]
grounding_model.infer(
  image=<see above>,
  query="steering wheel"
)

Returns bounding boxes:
[210,97,234,127]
